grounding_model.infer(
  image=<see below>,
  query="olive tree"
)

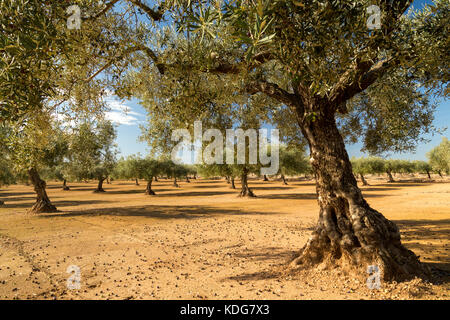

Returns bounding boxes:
[77,0,447,280]
[69,120,118,192]
[427,137,450,177]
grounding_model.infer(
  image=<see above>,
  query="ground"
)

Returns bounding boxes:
[0,176,449,300]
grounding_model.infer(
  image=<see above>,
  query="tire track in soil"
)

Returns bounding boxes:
[0,233,67,298]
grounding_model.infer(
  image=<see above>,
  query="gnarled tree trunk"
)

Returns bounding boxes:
[239,167,255,197]
[359,173,369,186]
[145,179,155,195]
[62,179,70,191]
[386,170,395,183]
[28,168,57,213]
[281,174,288,185]
[94,177,106,193]
[291,111,428,281]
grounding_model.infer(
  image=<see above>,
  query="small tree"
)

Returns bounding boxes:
[413,160,433,179]
[69,120,117,193]
[279,147,310,185]
[140,158,161,195]
[352,157,385,186]
[427,138,450,177]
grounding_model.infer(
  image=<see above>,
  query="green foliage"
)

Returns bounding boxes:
[279,146,310,176]
[427,137,450,175]
[68,120,118,181]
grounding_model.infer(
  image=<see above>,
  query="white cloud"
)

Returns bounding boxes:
[105,99,143,126]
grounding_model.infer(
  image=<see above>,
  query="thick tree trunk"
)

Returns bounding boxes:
[281,174,288,185]
[135,178,140,186]
[173,177,179,188]
[230,177,236,189]
[94,178,106,193]
[28,168,57,213]
[145,179,156,195]
[386,170,395,183]
[62,179,70,191]
[291,111,428,281]
[359,173,369,186]
[154,176,158,182]
[263,174,269,181]
[239,168,255,197]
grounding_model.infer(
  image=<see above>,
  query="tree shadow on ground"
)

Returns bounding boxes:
[250,186,295,190]
[37,204,278,219]
[1,199,110,209]
[225,246,297,281]
[154,191,237,197]
[104,188,173,194]
[394,218,450,284]
[258,193,317,200]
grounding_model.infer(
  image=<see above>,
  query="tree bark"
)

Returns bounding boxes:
[145,179,156,195]
[263,174,269,181]
[386,170,395,183]
[173,177,179,188]
[426,170,431,179]
[291,111,428,281]
[135,178,140,186]
[94,177,106,193]
[359,173,369,186]
[281,174,288,185]
[437,170,443,178]
[239,168,256,197]
[28,168,57,213]
[62,179,70,191]
[154,176,158,182]
[186,176,190,183]
[230,177,236,189]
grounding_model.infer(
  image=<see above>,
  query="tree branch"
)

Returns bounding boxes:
[245,80,299,108]
[85,45,164,82]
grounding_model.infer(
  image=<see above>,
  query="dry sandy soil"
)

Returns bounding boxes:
[0,176,449,300]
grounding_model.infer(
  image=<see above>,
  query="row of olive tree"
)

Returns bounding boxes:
[351,140,450,186]
[113,156,195,195]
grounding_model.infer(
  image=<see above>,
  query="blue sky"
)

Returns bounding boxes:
[107,0,448,161]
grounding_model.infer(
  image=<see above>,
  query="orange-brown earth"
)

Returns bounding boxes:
[0,176,449,300]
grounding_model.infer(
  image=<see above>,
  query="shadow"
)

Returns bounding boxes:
[155,191,236,197]
[359,187,399,192]
[258,193,317,200]
[37,204,279,219]
[104,188,173,195]
[1,199,110,209]
[250,186,295,190]
[393,218,450,283]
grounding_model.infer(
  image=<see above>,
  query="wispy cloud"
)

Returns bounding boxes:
[105,98,144,126]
